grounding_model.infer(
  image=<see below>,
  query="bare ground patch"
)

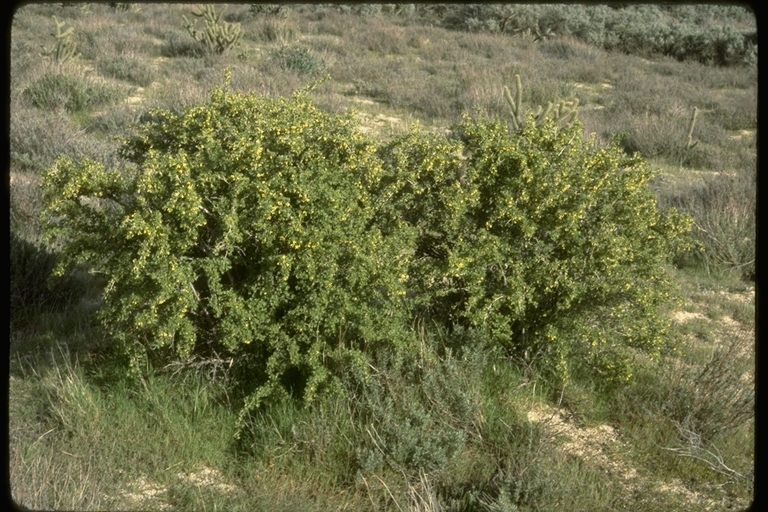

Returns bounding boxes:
[526,404,729,510]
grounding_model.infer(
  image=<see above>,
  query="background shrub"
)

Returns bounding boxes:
[438,4,756,67]
[23,72,127,113]
[661,170,755,280]
[96,56,155,87]
[271,45,324,76]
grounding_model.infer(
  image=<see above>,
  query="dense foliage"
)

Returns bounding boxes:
[422,4,756,67]
[258,1,756,67]
[42,75,413,410]
[378,117,692,381]
[41,75,692,415]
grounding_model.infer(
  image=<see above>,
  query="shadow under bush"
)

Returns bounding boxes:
[10,230,88,328]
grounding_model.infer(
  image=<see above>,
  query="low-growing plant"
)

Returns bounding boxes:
[10,230,88,329]
[658,165,755,281]
[109,3,139,13]
[86,107,142,136]
[23,72,89,112]
[344,338,481,477]
[678,332,753,444]
[11,109,80,172]
[271,45,324,76]
[160,31,205,58]
[252,17,299,44]
[23,72,127,113]
[96,55,154,87]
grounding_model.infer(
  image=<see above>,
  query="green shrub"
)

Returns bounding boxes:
[41,73,412,414]
[271,46,324,76]
[377,116,693,383]
[41,72,692,419]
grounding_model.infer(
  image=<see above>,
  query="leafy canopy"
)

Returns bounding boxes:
[42,74,691,415]
[379,116,692,382]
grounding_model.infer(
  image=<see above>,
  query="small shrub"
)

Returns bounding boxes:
[10,107,120,173]
[272,46,324,76]
[89,82,130,109]
[10,109,78,172]
[161,32,205,58]
[23,73,126,113]
[87,107,142,136]
[23,72,89,112]
[357,25,408,55]
[680,332,754,442]
[253,18,299,44]
[235,330,486,485]
[342,339,481,476]
[539,38,577,59]
[664,170,755,280]
[96,56,154,87]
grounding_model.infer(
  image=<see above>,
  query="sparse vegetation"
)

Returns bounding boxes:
[10,4,754,511]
